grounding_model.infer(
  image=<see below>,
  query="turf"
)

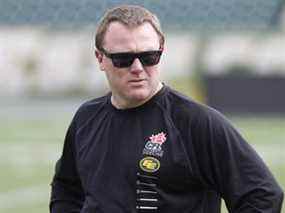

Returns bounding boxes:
[0,107,284,212]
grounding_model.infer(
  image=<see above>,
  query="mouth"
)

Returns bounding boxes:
[128,79,146,83]
[127,79,147,87]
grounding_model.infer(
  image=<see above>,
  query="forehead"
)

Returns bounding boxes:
[103,21,160,52]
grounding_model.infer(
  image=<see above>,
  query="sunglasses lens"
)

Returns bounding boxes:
[140,51,162,66]
[112,53,135,68]
[107,51,162,68]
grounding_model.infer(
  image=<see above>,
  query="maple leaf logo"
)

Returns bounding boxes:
[149,132,167,144]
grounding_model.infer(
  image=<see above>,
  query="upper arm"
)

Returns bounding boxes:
[50,120,85,213]
[191,108,283,212]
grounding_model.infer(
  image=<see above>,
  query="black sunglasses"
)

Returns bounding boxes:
[100,48,163,68]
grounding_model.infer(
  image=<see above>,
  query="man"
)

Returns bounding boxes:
[50,5,283,213]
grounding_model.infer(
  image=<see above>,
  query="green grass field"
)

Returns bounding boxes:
[0,100,284,212]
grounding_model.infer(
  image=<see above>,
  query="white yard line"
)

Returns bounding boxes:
[0,143,61,167]
[0,184,48,209]
[251,144,285,165]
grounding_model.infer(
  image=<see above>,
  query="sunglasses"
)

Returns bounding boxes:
[100,48,163,68]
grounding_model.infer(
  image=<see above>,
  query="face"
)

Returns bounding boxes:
[96,21,163,108]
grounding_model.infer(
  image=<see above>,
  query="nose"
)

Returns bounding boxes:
[129,58,143,74]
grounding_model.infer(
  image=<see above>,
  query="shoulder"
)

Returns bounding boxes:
[77,94,109,113]
[161,86,223,121]
[160,86,233,132]
[72,94,110,126]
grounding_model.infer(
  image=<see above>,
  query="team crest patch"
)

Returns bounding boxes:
[143,132,166,157]
[139,156,160,173]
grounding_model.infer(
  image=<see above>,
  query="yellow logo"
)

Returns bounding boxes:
[139,157,160,173]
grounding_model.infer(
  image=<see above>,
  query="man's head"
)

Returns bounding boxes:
[95,5,165,109]
[95,5,164,51]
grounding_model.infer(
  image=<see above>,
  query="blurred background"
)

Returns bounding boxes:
[0,0,284,212]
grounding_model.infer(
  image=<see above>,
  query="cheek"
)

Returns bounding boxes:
[145,67,160,78]
[106,69,128,86]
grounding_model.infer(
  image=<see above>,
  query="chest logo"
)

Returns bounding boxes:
[143,132,166,157]
[139,156,160,173]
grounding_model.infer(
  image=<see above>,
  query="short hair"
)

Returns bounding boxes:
[95,5,165,51]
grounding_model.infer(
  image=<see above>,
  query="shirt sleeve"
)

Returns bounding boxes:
[49,119,85,213]
[191,108,284,212]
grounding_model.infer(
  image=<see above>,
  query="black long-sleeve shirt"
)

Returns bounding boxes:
[50,85,283,213]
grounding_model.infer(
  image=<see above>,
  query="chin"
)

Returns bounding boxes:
[128,88,152,102]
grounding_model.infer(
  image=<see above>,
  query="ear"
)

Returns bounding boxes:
[95,50,105,71]
[159,42,165,52]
